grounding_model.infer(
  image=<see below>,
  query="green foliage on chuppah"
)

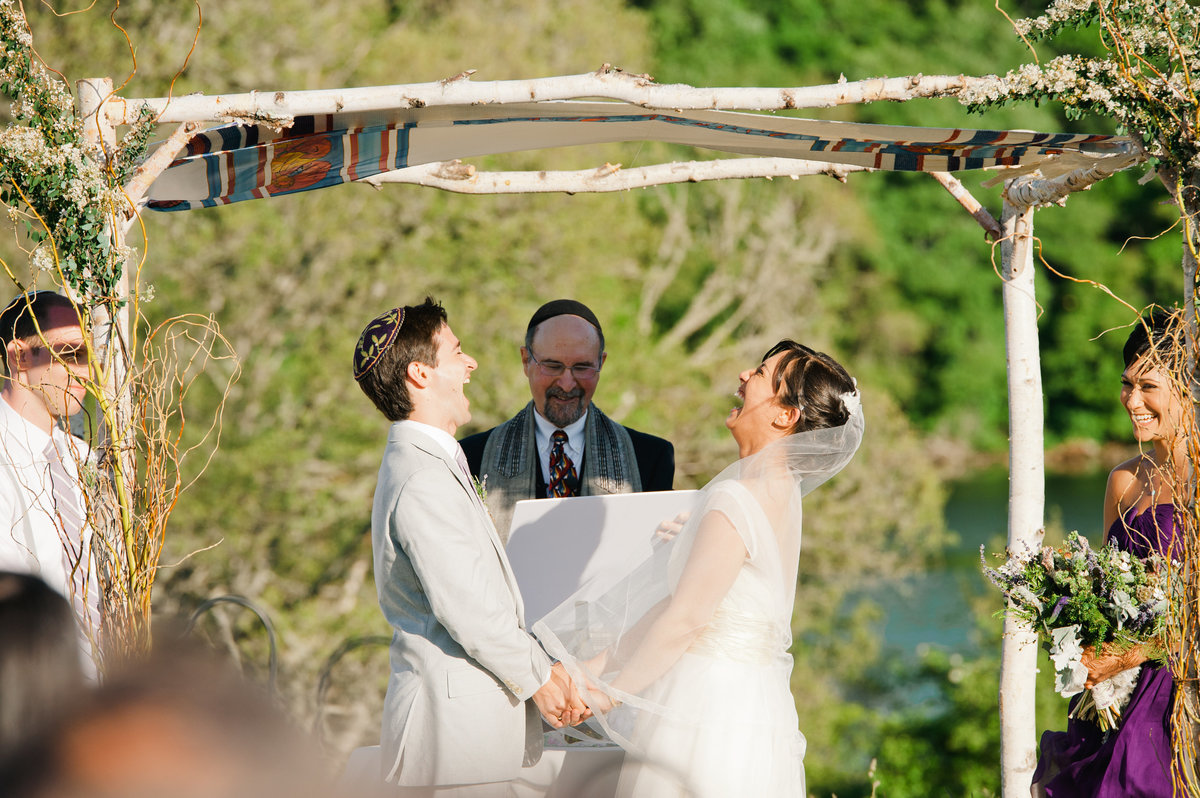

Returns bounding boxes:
[0,0,153,301]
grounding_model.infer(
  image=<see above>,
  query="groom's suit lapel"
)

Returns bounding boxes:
[403,429,528,625]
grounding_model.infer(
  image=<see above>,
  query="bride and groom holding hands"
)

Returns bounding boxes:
[353,297,863,797]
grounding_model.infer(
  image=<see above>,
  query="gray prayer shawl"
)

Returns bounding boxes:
[479,402,642,542]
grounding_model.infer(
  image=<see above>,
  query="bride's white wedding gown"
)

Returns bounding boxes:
[535,404,862,798]
[615,480,806,798]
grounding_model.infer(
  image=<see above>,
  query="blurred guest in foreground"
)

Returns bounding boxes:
[0,571,85,762]
[0,642,333,798]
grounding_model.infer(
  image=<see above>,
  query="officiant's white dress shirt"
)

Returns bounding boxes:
[0,395,100,678]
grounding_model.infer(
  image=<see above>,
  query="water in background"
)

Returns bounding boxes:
[877,468,1109,657]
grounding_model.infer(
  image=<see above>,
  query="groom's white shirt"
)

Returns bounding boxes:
[372,419,553,787]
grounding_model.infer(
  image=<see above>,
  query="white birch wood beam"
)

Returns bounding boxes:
[361,158,874,194]
[121,121,200,229]
[102,69,979,126]
[1003,152,1146,208]
[998,188,1044,798]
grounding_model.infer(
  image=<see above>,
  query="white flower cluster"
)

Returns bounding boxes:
[959,57,1091,104]
[962,0,1200,174]
[1048,624,1088,696]
[0,1,73,131]
[31,243,56,274]
[1013,0,1096,37]
[0,126,109,211]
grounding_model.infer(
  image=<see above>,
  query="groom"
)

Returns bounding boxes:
[354,298,588,795]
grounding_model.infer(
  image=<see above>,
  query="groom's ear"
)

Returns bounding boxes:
[407,360,431,387]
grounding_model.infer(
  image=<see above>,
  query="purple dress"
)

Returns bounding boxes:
[1032,504,1176,797]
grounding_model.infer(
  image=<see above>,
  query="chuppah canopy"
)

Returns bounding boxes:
[142,99,1136,211]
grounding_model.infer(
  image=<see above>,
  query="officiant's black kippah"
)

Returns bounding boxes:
[527,299,602,335]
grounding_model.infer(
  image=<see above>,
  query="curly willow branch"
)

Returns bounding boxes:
[91,313,240,656]
[1171,189,1200,791]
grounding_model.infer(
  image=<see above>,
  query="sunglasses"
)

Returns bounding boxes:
[32,343,89,366]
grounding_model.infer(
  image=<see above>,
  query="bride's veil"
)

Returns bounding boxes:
[532,392,864,755]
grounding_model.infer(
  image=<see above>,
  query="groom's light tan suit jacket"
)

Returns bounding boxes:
[371,422,553,786]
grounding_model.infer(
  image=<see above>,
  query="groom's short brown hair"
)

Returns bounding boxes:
[355,297,447,421]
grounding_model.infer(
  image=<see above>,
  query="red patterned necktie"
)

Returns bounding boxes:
[548,430,578,498]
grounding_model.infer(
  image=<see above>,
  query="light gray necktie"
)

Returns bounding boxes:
[455,445,472,480]
[455,445,485,509]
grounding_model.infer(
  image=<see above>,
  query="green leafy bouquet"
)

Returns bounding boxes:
[982,532,1172,730]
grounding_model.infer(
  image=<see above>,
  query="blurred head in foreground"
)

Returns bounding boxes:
[0,572,86,761]
[0,642,332,798]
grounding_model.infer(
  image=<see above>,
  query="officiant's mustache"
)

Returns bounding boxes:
[545,386,585,402]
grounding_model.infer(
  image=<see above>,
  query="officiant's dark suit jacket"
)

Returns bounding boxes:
[460,417,675,498]
[371,422,552,787]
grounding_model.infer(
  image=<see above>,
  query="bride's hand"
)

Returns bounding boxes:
[654,511,691,544]
[579,650,619,714]
[584,689,617,715]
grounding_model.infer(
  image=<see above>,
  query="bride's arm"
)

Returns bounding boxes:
[605,510,747,697]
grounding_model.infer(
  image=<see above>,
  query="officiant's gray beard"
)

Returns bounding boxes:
[543,386,586,427]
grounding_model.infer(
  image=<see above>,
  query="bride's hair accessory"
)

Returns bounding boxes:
[840,390,861,418]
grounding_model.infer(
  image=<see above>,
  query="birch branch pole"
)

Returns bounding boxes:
[362,158,873,194]
[104,68,980,126]
[929,171,1003,240]
[998,185,1045,798]
[120,120,200,231]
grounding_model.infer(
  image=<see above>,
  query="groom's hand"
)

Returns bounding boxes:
[533,663,592,727]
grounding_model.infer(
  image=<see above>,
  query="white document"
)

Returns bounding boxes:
[506,490,699,624]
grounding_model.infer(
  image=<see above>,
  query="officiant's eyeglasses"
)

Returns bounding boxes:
[527,351,601,380]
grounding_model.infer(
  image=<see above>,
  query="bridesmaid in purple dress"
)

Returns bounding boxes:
[1032,309,1185,798]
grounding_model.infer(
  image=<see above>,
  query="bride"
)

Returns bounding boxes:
[534,340,863,797]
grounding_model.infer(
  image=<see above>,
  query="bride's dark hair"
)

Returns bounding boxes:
[763,340,856,434]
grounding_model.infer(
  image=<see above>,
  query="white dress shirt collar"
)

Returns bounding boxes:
[395,419,463,462]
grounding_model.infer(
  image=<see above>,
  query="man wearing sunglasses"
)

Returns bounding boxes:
[0,290,99,678]
[461,299,674,541]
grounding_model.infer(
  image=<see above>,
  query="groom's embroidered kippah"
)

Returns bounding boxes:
[526,299,602,336]
[353,307,405,380]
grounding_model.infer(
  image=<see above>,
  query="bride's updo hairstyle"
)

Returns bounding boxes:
[763,339,856,434]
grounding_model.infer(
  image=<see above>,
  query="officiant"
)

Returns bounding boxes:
[460,299,674,542]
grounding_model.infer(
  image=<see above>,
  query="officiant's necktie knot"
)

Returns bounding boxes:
[548,430,578,498]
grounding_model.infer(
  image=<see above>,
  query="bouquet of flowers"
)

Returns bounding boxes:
[981,531,1172,731]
